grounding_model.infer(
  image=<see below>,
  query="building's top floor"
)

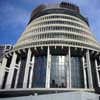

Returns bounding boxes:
[28,2,89,25]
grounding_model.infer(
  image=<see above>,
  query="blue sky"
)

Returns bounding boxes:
[0,0,100,45]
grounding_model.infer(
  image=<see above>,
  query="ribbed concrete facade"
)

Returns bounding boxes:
[0,2,100,95]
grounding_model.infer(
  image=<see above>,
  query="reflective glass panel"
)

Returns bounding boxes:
[32,56,47,88]
[50,56,83,88]
[71,57,83,88]
[50,56,66,88]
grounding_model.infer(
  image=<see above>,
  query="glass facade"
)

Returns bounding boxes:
[32,56,47,88]
[1,72,8,89]
[17,57,26,88]
[50,56,67,88]
[50,55,84,88]
[71,57,84,88]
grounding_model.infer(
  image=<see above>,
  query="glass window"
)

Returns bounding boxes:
[1,72,8,89]
[71,57,84,88]
[50,56,66,88]
[50,56,84,88]
[32,56,47,88]
[17,57,26,88]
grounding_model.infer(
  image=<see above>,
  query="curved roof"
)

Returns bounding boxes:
[28,2,89,25]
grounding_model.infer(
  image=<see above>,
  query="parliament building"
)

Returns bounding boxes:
[0,2,100,99]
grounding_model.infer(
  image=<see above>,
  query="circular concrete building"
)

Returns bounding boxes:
[0,2,100,96]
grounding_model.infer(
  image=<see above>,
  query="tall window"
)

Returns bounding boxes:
[71,57,84,88]
[17,57,26,88]
[50,56,66,88]
[1,72,8,89]
[50,56,84,88]
[32,56,47,88]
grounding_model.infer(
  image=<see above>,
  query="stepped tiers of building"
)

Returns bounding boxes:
[0,2,100,97]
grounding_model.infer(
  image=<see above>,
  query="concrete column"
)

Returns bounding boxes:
[82,56,87,88]
[23,48,32,88]
[65,54,70,88]
[0,57,7,89]
[68,47,71,88]
[14,60,21,88]
[29,56,35,88]
[45,47,51,88]
[6,52,17,89]
[86,50,93,88]
[95,59,100,87]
